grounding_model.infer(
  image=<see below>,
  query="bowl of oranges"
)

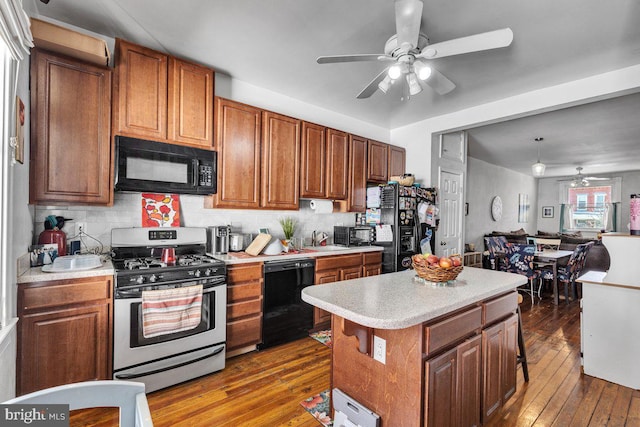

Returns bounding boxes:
[412,253,463,283]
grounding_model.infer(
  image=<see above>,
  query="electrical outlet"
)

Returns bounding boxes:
[75,222,86,235]
[373,335,386,364]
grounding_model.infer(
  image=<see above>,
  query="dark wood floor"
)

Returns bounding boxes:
[71,294,640,426]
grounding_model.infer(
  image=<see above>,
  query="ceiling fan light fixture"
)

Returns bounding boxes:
[378,75,392,94]
[407,72,422,95]
[388,64,402,79]
[414,61,432,80]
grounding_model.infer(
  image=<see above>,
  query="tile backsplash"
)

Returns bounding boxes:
[34,193,355,253]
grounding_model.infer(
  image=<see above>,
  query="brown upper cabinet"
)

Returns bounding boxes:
[211,98,262,209]
[300,124,349,201]
[367,139,389,183]
[210,98,301,210]
[326,129,349,200]
[168,57,214,148]
[30,49,113,206]
[261,111,301,210]
[113,39,214,149]
[348,135,367,212]
[300,122,326,199]
[389,144,406,177]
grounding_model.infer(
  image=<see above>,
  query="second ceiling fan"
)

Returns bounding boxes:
[317,0,514,99]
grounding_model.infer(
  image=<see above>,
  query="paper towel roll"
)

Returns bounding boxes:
[309,199,333,214]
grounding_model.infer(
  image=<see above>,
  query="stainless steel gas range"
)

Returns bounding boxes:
[111,227,227,393]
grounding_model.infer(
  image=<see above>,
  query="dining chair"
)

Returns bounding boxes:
[3,380,154,427]
[541,242,594,303]
[502,244,540,304]
[533,237,562,296]
[484,236,509,270]
[535,237,561,251]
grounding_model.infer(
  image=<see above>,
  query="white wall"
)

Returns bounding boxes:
[465,157,538,251]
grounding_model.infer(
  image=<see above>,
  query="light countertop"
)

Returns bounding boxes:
[302,267,525,329]
[212,245,383,264]
[18,259,115,284]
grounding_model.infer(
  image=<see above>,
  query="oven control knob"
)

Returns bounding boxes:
[149,274,157,283]
[194,269,201,277]
[204,269,211,276]
[135,276,145,285]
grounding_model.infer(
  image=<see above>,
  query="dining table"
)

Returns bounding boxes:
[534,249,574,305]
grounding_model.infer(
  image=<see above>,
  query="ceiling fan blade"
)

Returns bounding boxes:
[423,67,456,95]
[418,28,514,59]
[317,54,390,64]
[356,68,389,99]
[395,0,423,49]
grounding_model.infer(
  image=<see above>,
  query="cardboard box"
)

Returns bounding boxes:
[30,18,110,66]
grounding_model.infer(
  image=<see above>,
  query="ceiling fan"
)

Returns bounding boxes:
[316,0,514,99]
[558,167,610,187]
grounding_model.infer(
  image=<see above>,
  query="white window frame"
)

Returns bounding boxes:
[594,192,606,209]
[576,194,588,211]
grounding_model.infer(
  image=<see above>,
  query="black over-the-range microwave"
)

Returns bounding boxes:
[114,135,217,195]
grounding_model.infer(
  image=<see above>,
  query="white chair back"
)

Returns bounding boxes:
[3,381,153,427]
[536,238,561,251]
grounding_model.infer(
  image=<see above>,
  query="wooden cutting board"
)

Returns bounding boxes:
[245,233,272,256]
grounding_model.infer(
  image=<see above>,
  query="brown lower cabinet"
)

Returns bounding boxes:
[425,335,482,427]
[332,290,518,426]
[313,252,382,329]
[17,276,113,395]
[363,251,382,276]
[482,313,519,423]
[226,262,263,354]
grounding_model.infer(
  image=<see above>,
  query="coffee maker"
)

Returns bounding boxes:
[206,225,230,255]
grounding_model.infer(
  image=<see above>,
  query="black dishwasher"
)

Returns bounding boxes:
[259,258,315,350]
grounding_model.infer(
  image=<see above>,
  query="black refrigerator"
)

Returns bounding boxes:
[378,184,419,273]
[372,184,438,273]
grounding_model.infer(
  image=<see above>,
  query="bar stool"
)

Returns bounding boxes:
[517,293,529,382]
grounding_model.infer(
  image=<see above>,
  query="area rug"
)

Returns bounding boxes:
[300,389,333,427]
[309,329,332,348]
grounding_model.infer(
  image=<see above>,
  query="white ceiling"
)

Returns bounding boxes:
[29,0,640,177]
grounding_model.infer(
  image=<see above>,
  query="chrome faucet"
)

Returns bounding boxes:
[311,230,328,246]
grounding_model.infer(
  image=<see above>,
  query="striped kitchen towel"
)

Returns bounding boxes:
[142,284,203,338]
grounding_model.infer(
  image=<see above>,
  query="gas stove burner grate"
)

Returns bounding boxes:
[177,254,214,266]
[119,254,221,271]
[123,258,167,270]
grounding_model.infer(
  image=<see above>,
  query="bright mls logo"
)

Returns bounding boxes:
[0,405,69,427]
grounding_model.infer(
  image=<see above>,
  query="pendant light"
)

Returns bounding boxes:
[531,137,546,177]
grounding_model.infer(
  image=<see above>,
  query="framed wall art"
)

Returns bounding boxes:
[542,206,554,218]
[518,193,530,223]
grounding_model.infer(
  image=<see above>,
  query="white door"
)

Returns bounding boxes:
[437,169,463,257]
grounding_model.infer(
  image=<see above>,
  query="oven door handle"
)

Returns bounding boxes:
[116,283,220,299]
[114,345,225,380]
[117,276,226,292]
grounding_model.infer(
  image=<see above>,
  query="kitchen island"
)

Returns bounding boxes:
[302,267,526,426]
